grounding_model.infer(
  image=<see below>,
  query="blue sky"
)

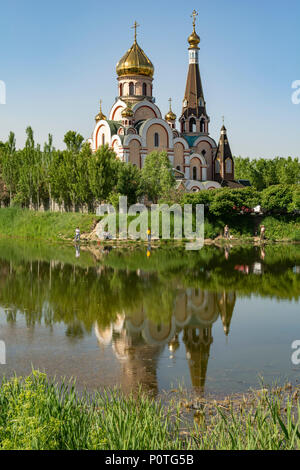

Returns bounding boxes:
[0,0,299,158]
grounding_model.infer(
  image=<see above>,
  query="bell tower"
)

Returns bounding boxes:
[179,10,210,136]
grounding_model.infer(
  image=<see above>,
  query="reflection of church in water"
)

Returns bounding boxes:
[95,289,236,395]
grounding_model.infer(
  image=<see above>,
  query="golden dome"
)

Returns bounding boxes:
[95,100,106,122]
[116,24,154,78]
[188,28,200,48]
[188,9,200,48]
[121,104,134,118]
[165,110,176,121]
[165,98,176,121]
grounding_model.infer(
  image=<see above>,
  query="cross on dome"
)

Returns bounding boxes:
[131,21,140,42]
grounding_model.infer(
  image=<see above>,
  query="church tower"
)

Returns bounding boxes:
[179,11,210,136]
[214,124,235,182]
[116,21,154,105]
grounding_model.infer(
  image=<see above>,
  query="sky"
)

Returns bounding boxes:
[0,0,299,158]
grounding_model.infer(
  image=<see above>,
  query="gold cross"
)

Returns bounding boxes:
[222,115,225,125]
[169,97,172,110]
[100,99,102,111]
[131,21,140,41]
[191,9,198,28]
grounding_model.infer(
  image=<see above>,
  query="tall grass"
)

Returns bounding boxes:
[0,207,97,241]
[0,371,300,450]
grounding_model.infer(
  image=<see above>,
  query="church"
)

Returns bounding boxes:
[89,11,235,192]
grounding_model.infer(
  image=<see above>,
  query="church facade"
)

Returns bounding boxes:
[89,12,235,192]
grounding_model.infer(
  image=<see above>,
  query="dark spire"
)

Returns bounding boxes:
[214,123,235,181]
[180,12,210,135]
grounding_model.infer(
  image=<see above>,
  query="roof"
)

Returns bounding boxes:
[181,58,208,120]
[221,180,247,189]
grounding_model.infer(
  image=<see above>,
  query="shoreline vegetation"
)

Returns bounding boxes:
[0,207,299,244]
[0,370,299,450]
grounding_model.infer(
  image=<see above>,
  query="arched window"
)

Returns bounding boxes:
[142,83,147,96]
[119,83,123,96]
[189,118,196,133]
[129,82,134,96]
[193,167,197,180]
[154,133,159,147]
[200,118,205,133]
[215,159,220,173]
[176,165,181,171]
[201,149,206,157]
[102,134,105,146]
[225,158,233,173]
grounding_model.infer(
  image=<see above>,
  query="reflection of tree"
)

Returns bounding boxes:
[0,242,299,394]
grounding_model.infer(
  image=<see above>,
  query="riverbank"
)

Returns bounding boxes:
[0,207,299,243]
[0,370,299,450]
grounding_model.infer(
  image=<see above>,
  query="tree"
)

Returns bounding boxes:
[88,145,119,202]
[141,151,175,202]
[63,131,84,153]
[209,187,260,217]
[1,132,17,205]
[116,162,142,205]
[261,185,294,213]
[234,156,300,190]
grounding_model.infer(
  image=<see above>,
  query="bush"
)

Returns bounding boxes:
[261,185,294,213]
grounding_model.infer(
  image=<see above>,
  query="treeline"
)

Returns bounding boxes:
[0,128,175,210]
[234,156,300,190]
[0,128,299,212]
[182,185,300,217]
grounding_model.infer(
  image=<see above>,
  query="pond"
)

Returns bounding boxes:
[0,240,299,397]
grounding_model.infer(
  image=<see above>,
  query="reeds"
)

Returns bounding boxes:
[0,370,299,450]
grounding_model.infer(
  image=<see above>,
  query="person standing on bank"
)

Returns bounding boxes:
[75,227,80,242]
[260,225,266,241]
[224,225,230,239]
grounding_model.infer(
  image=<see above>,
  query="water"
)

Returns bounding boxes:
[0,240,299,397]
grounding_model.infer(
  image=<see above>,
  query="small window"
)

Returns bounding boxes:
[201,149,206,156]
[154,133,159,147]
[200,118,205,132]
[142,83,147,96]
[189,118,196,133]
[225,158,233,173]
[129,82,134,96]
[193,167,197,180]
[120,84,123,96]
[176,165,181,171]
[215,159,220,173]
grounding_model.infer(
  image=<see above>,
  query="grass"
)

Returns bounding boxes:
[0,371,300,450]
[0,207,299,242]
[0,207,98,241]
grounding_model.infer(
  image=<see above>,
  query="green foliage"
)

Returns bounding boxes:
[0,371,300,450]
[63,131,84,153]
[87,145,119,202]
[116,162,142,205]
[181,187,260,219]
[289,186,300,212]
[234,156,300,190]
[261,185,294,213]
[0,207,98,241]
[141,151,176,202]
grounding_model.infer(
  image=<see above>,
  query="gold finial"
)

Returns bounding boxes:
[222,115,225,125]
[188,10,200,48]
[165,97,176,122]
[191,9,198,31]
[95,99,106,122]
[131,21,140,42]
